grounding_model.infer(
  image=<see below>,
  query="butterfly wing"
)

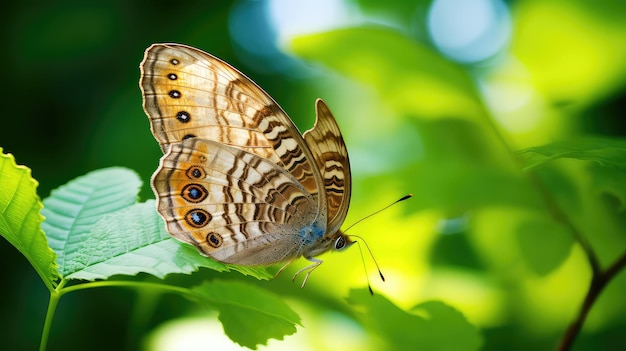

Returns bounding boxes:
[153,138,322,265]
[140,43,346,263]
[304,99,351,235]
[140,43,324,202]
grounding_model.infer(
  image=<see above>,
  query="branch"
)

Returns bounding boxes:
[476,93,622,351]
[558,251,626,350]
[525,170,602,276]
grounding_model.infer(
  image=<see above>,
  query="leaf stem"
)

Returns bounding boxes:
[58,280,196,299]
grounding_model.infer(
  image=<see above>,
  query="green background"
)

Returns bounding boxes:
[1,0,626,350]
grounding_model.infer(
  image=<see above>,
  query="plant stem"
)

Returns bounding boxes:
[39,279,67,351]
[38,279,205,351]
[39,294,59,351]
[557,251,626,351]
[474,91,621,350]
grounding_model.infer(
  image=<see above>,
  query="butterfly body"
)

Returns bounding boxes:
[140,43,352,280]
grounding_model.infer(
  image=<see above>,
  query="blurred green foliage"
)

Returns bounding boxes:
[1,0,626,350]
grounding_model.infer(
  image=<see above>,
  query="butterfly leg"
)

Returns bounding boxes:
[273,258,296,279]
[292,257,323,288]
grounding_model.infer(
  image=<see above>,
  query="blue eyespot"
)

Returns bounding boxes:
[185,209,211,228]
[181,184,208,203]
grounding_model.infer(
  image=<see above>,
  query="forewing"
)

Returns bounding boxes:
[140,43,323,201]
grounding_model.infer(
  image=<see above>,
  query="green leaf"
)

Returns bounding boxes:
[291,26,485,121]
[590,162,626,211]
[410,301,483,351]
[354,0,431,29]
[0,148,59,290]
[347,288,482,351]
[67,201,271,280]
[41,167,142,277]
[516,214,574,276]
[396,119,541,212]
[192,280,300,349]
[519,136,626,171]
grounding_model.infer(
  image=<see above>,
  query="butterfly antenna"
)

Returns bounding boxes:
[355,240,375,295]
[343,194,413,232]
[344,194,412,294]
[352,235,385,283]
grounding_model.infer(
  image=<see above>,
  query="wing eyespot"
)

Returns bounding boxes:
[185,209,212,228]
[181,183,208,203]
[206,232,223,248]
[176,111,191,123]
[186,166,206,179]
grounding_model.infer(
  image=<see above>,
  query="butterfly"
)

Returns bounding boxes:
[139,43,353,285]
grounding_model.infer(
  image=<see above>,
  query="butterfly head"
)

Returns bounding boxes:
[302,230,354,258]
[333,232,354,251]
